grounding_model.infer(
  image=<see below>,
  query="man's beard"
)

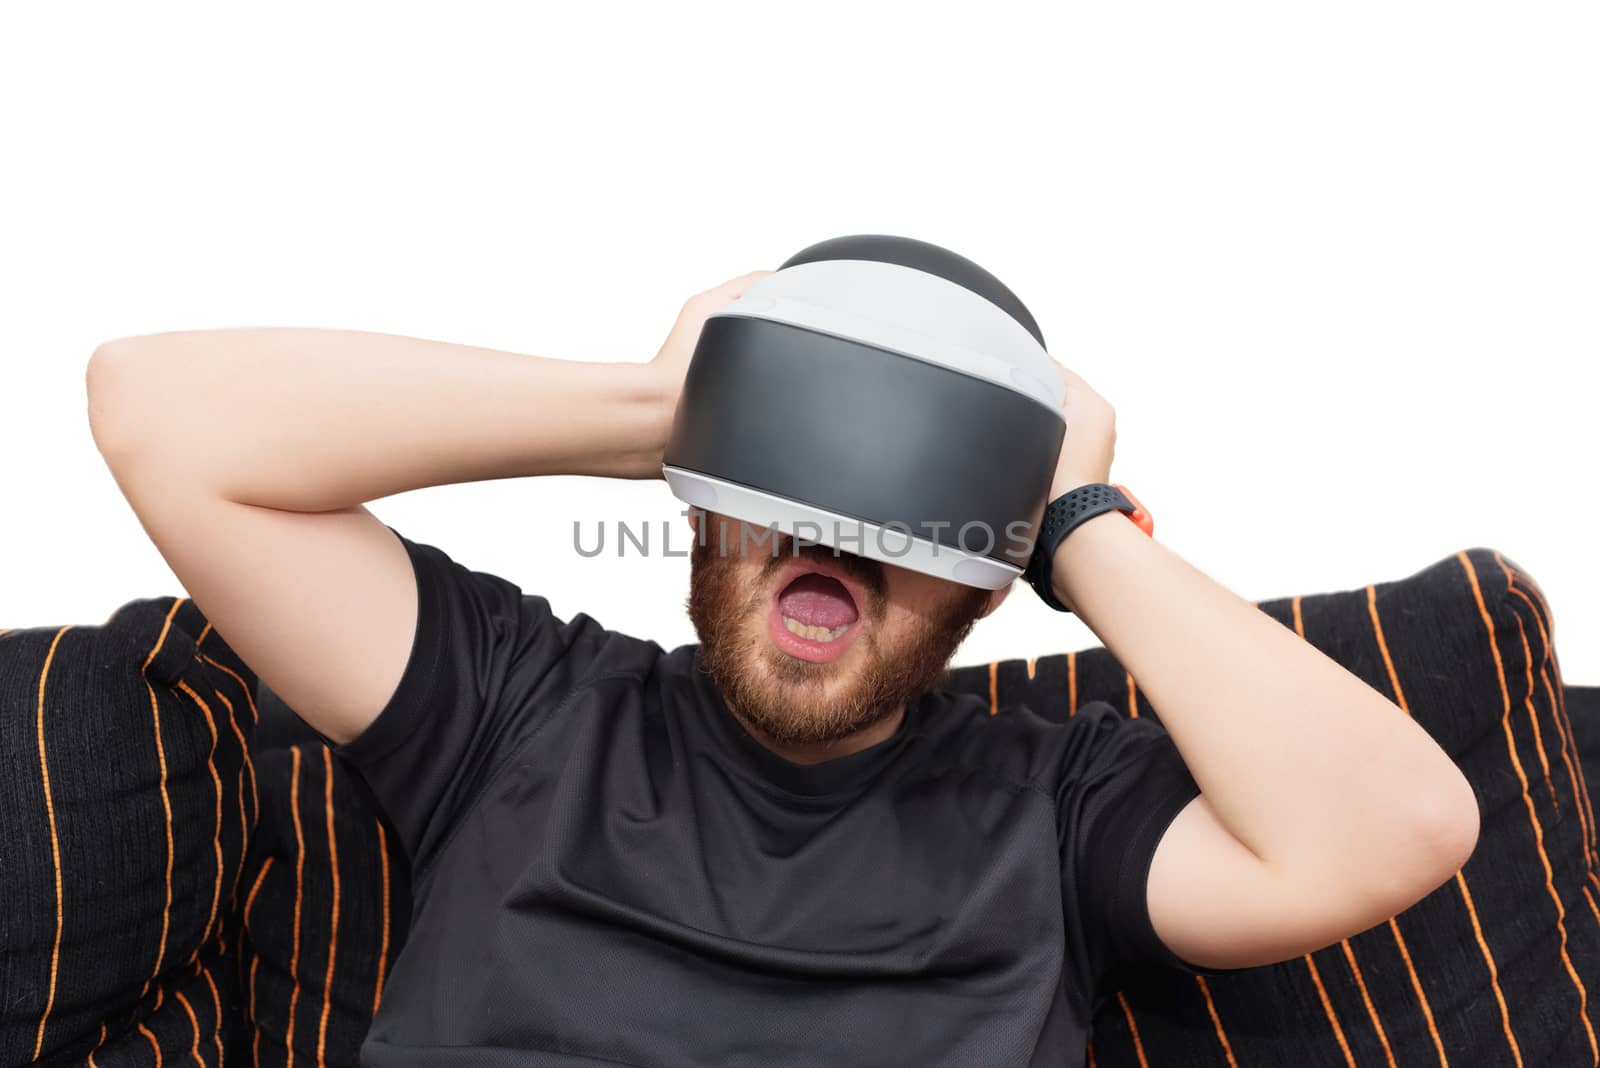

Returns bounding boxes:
[686,526,991,748]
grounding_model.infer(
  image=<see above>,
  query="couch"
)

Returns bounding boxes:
[1,544,1594,1066]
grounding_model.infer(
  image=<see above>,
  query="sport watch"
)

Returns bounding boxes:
[1024,482,1154,612]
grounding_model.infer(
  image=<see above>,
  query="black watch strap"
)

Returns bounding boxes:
[1025,483,1138,613]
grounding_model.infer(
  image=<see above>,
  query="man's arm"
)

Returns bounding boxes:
[1036,360,1479,972]
[1054,502,1480,971]
[84,275,767,747]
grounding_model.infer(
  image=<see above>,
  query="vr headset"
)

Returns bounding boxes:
[662,234,1064,591]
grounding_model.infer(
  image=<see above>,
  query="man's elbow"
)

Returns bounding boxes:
[86,337,152,463]
[1396,767,1481,895]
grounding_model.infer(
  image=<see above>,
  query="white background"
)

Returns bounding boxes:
[2,2,1595,681]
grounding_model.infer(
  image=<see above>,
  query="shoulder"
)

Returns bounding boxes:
[396,527,665,683]
[908,690,1146,795]
[521,594,665,681]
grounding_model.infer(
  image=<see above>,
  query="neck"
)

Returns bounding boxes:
[737,703,908,765]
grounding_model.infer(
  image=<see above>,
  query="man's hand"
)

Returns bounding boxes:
[1041,358,1120,613]
[1046,359,1117,499]
[645,270,775,466]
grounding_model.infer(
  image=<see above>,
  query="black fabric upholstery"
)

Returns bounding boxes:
[946,548,1597,1067]
[0,599,255,1066]
[1,545,1593,1066]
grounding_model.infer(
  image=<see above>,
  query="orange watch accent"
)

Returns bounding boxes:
[1111,483,1155,538]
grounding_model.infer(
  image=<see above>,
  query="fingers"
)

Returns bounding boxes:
[727,268,775,288]
[1056,363,1088,390]
[664,271,775,352]
[676,271,773,326]
[697,269,774,303]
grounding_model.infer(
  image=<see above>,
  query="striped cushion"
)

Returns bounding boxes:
[93,544,1584,1065]
[0,597,258,1066]
[235,741,407,1068]
[944,547,1597,1066]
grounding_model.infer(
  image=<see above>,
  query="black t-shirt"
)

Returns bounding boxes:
[329,527,1205,1067]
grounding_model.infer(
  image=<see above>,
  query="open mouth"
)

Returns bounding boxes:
[766,564,867,664]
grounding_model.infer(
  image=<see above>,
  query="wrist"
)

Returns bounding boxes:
[1048,506,1138,614]
[606,360,679,479]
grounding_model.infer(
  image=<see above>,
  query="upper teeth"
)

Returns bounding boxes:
[783,616,850,643]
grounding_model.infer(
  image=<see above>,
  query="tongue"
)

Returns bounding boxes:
[778,573,859,628]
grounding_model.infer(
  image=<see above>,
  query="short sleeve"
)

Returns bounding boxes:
[1056,700,1206,992]
[321,525,607,874]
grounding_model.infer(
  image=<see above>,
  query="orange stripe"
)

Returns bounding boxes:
[1464,552,1598,1059]
[1364,588,1406,716]
[197,961,224,1066]
[213,688,254,904]
[143,675,177,996]
[244,857,274,923]
[1125,671,1139,718]
[1501,558,1600,863]
[31,626,72,1061]
[1366,585,1453,1067]
[1304,953,1356,1066]
[251,955,262,1067]
[175,990,204,1067]
[1506,569,1565,695]
[1503,570,1593,846]
[141,599,185,673]
[288,746,305,1068]
[1457,869,1523,1065]
[140,599,185,998]
[988,661,998,715]
[1068,652,1077,715]
[1341,938,1397,1067]
[244,858,273,1052]
[317,748,343,1066]
[1546,662,1597,860]
[1026,656,1037,680]
[138,1021,163,1067]
[1088,1044,1098,1068]
[194,620,213,647]
[177,681,225,949]
[200,652,261,726]
[1194,975,1238,1066]
[1503,563,1594,856]
[1290,601,1355,1067]
[1511,613,1561,811]
[1560,680,1600,861]
[1465,552,1553,1065]
[1387,916,1450,1067]
[1536,655,1594,858]
[1584,884,1600,931]
[1116,992,1149,1068]
[374,820,392,1015]
[1497,565,1569,774]
[87,1022,107,1067]
[1498,554,1553,632]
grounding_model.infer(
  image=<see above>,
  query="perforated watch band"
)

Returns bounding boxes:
[1025,483,1153,613]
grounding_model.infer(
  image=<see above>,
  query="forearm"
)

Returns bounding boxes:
[1054,506,1478,889]
[87,327,673,511]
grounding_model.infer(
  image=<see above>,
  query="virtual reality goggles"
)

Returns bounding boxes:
[662,233,1065,591]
